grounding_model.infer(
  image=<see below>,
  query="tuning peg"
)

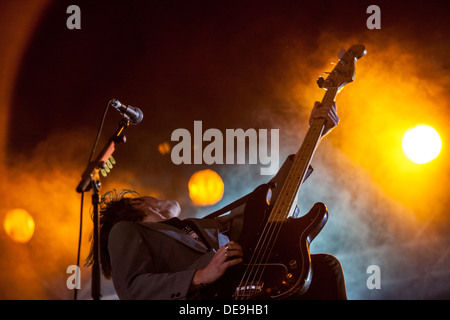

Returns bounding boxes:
[317,76,325,88]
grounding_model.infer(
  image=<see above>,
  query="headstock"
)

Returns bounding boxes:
[317,44,366,91]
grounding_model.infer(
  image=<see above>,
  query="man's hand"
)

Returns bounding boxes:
[192,241,243,288]
[309,101,339,137]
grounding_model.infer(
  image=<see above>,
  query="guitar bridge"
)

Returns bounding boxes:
[234,282,264,298]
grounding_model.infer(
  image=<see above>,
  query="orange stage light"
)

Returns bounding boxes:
[3,208,35,243]
[188,169,224,206]
[158,142,171,155]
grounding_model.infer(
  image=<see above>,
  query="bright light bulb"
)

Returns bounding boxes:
[402,125,442,164]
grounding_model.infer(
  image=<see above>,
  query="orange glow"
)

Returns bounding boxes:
[158,142,171,155]
[0,1,51,166]
[4,209,35,243]
[288,36,449,221]
[188,169,224,206]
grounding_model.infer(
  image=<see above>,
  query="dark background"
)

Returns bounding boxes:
[0,0,449,300]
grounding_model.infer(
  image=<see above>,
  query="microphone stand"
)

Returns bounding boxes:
[76,118,130,300]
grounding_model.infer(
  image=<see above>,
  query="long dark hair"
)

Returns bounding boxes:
[86,189,146,279]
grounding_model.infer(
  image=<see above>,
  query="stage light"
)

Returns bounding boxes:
[3,208,35,243]
[158,141,171,155]
[188,169,224,206]
[402,125,442,164]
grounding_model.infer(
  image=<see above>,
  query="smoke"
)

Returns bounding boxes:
[276,31,450,299]
[0,128,127,299]
[204,26,450,299]
[1,1,449,300]
[170,13,450,299]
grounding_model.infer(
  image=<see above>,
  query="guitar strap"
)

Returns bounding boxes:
[202,164,314,220]
[202,193,250,220]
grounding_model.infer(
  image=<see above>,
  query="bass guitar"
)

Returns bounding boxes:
[207,44,366,299]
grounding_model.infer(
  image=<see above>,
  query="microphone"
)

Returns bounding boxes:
[110,99,144,125]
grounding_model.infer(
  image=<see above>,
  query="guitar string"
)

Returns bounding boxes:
[255,88,336,296]
[235,90,334,299]
[234,132,317,298]
[234,190,284,298]
[241,59,352,298]
[237,137,316,299]
[235,87,338,298]
[234,133,324,298]
[234,118,324,299]
[249,118,326,296]
[253,88,337,297]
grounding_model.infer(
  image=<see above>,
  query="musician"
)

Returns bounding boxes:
[89,101,346,300]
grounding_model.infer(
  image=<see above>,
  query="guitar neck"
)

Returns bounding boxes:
[268,87,338,222]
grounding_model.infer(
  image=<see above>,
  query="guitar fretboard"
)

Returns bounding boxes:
[268,87,338,222]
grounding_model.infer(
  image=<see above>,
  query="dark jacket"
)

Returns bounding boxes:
[108,156,297,300]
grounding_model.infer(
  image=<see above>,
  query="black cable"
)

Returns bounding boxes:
[88,101,112,163]
[73,191,84,300]
[73,100,112,300]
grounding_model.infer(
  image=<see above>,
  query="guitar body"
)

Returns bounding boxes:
[206,184,328,300]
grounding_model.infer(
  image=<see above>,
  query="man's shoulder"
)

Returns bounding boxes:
[110,220,140,237]
[109,220,169,243]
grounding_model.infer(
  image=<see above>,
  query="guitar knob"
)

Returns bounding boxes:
[289,259,298,270]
